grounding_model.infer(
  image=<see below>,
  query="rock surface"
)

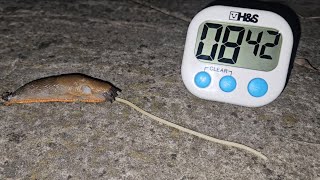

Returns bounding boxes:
[0,0,319,179]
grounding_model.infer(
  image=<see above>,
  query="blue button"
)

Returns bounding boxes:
[248,78,268,97]
[194,71,211,88]
[219,76,236,92]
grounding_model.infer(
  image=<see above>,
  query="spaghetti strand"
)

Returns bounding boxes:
[115,97,267,160]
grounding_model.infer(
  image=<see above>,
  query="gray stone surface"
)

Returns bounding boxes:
[0,0,319,179]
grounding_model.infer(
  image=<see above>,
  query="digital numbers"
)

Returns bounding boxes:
[195,23,222,60]
[246,30,262,56]
[218,26,244,64]
[259,31,281,59]
[196,23,281,64]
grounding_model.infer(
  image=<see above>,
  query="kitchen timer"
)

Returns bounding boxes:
[181,0,300,107]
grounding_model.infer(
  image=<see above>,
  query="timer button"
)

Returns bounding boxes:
[194,71,211,88]
[248,78,268,97]
[219,76,236,92]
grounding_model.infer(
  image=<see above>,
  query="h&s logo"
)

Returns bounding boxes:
[229,11,259,23]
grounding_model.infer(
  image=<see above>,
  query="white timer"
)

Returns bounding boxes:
[181,1,300,107]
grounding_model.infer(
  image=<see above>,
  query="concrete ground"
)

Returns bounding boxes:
[0,0,319,179]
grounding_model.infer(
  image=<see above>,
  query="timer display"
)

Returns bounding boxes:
[181,1,300,107]
[195,21,282,71]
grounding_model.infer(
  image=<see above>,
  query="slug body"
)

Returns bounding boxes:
[2,73,121,105]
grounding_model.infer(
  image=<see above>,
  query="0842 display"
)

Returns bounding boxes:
[195,21,282,71]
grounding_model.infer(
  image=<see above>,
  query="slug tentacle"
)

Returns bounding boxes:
[2,73,121,105]
[1,92,14,101]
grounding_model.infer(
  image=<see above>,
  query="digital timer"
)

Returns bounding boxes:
[181,0,300,107]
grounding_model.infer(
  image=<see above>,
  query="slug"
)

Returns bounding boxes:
[2,73,121,106]
[1,73,268,160]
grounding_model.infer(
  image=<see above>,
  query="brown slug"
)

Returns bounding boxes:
[1,73,121,106]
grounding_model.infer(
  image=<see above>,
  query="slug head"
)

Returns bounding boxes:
[102,86,121,103]
[1,92,14,102]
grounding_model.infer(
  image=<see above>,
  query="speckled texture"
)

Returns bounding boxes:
[0,0,319,179]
